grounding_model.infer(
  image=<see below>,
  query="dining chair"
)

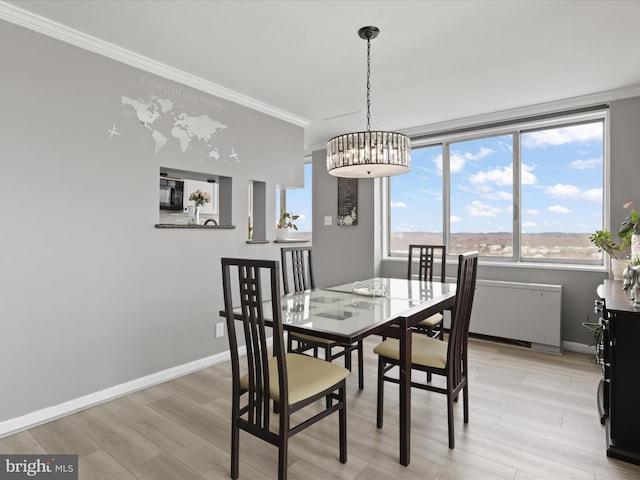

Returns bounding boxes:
[221,257,348,480]
[281,246,364,390]
[408,244,447,340]
[374,251,478,449]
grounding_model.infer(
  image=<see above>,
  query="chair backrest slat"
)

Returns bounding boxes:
[446,252,478,385]
[221,258,288,432]
[407,245,446,283]
[281,246,315,294]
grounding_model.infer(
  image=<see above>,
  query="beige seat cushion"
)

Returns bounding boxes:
[240,353,349,404]
[374,335,448,369]
[290,332,337,345]
[418,312,443,327]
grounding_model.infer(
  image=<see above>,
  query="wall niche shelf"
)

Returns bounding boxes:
[273,239,310,243]
[246,240,270,244]
[155,224,236,229]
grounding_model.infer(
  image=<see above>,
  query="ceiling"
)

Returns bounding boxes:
[4,0,640,154]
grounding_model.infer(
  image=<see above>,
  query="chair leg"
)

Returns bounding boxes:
[278,413,290,480]
[357,340,364,390]
[231,416,239,479]
[447,393,455,449]
[278,438,288,480]
[463,381,469,424]
[376,356,385,428]
[339,384,347,463]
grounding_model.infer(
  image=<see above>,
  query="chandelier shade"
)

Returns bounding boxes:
[326,130,411,178]
[326,26,411,178]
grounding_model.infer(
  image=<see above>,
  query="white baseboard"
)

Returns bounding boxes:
[563,341,596,355]
[0,350,232,439]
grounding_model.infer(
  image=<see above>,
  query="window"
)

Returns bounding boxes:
[277,162,312,241]
[389,145,443,254]
[520,122,603,261]
[388,110,606,263]
[449,134,514,257]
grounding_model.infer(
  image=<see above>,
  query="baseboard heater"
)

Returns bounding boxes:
[446,279,562,354]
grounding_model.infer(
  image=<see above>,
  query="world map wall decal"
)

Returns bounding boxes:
[110,74,239,163]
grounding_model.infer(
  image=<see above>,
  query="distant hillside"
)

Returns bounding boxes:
[391,232,598,259]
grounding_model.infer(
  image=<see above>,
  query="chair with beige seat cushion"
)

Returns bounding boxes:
[221,257,348,480]
[281,246,364,390]
[374,252,478,449]
[408,244,447,339]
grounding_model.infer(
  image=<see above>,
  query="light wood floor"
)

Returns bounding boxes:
[2,337,640,480]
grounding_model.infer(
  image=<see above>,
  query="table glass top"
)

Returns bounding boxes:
[276,290,418,337]
[276,278,455,338]
[326,277,456,303]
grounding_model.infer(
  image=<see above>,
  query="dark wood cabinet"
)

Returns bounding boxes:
[596,280,640,465]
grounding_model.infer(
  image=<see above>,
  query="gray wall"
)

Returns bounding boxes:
[311,97,640,348]
[0,21,303,424]
[311,150,376,287]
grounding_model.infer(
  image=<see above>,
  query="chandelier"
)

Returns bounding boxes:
[326,26,411,178]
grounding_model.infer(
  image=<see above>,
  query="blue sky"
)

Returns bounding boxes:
[390,121,604,234]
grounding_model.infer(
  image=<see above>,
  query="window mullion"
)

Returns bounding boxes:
[513,132,521,261]
[443,142,451,255]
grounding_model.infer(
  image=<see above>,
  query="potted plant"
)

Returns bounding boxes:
[619,201,640,261]
[581,318,604,364]
[589,229,628,280]
[276,209,299,241]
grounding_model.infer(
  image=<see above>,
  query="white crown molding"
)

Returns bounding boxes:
[0,1,309,128]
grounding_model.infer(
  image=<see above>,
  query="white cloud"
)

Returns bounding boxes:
[523,221,538,228]
[434,153,465,175]
[582,188,603,201]
[527,209,539,216]
[548,204,571,214]
[521,164,537,185]
[390,201,408,208]
[464,147,494,160]
[469,166,513,186]
[469,163,537,187]
[569,157,602,169]
[545,183,580,198]
[450,215,462,223]
[433,155,444,176]
[466,200,502,217]
[485,190,512,200]
[522,123,602,148]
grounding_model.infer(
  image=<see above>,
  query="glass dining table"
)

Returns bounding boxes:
[268,277,457,466]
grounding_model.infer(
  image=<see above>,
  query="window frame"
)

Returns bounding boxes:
[385,108,610,266]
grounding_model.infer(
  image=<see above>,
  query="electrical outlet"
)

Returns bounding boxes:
[216,322,225,338]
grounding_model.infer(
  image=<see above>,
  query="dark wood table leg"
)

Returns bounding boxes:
[399,316,412,466]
